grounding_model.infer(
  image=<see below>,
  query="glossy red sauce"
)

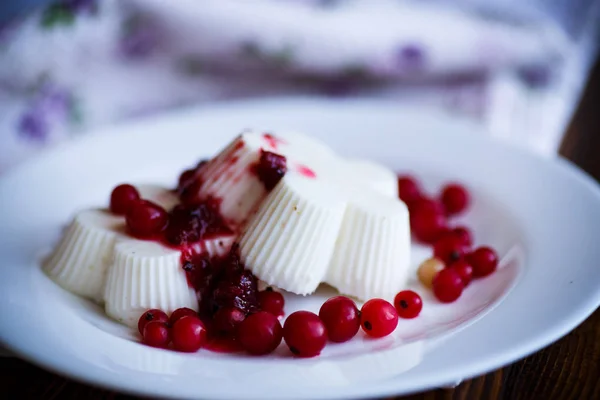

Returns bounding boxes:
[296,164,316,179]
[262,133,286,150]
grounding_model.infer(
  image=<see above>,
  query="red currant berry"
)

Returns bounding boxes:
[258,289,285,317]
[360,299,399,338]
[432,269,464,303]
[441,183,470,216]
[212,307,246,336]
[467,246,499,277]
[409,197,445,216]
[237,311,283,355]
[448,226,473,247]
[393,290,423,319]
[138,309,169,335]
[283,311,327,358]
[172,315,205,352]
[126,200,168,238]
[398,175,421,205]
[169,307,198,326]
[410,208,448,244]
[110,184,140,215]
[450,259,474,287]
[318,296,361,343]
[433,235,469,264]
[142,321,171,348]
[178,168,196,190]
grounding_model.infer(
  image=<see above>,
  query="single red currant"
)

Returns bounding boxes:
[467,246,499,277]
[449,259,474,286]
[318,296,361,343]
[360,299,399,338]
[283,311,327,358]
[212,307,246,336]
[409,197,445,216]
[433,235,470,264]
[258,289,285,317]
[142,321,170,348]
[237,311,283,355]
[398,175,421,205]
[169,307,198,326]
[432,269,464,303]
[126,200,168,238]
[393,290,423,319]
[110,184,140,215]
[448,226,473,247]
[410,207,448,244]
[172,315,205,352]
[441,183,470,215]
[138,309,169,335]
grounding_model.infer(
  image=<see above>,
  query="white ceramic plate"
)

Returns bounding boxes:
[1,98,600,400]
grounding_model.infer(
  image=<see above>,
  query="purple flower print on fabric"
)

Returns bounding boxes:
[16,83,77,143]
[18,111,48,142]
[396,44,426,70]
[64,0,98,14]
[119,14,160,59]
[518,65,553,87]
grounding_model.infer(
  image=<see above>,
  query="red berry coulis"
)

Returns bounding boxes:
[263,133,286,150]
[251,150,287,191]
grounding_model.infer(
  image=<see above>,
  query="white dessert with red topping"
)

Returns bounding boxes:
[42,128,502,358]
[180,131,338,226]
[239,173,348,295]
[44,130,412,331]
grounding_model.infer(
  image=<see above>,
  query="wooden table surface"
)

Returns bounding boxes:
[3,61,600,400]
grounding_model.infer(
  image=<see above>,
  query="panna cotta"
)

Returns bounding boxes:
[103,239,198,327]
[44,129,413,329]
[43,209,125,302]
[345,159,398,198]
[326,189,411,300]
[179,130,338,227]
[239,173,347,295]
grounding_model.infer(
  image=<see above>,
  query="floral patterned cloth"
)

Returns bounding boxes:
[0,0,598,172]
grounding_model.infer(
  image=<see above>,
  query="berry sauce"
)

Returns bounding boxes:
[263,133,286,150]
[164,201,230,246]
[181,245,260,321]
[296,164,316,179]
[251,150,287,191]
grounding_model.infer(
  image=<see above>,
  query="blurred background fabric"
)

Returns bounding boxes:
[0,0,598,172]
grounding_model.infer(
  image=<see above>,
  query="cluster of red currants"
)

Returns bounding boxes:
[110,184,169,238]
[137,288,423,358]
[398,175,499,303]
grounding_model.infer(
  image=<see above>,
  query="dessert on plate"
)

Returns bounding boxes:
[43,130,498,357]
